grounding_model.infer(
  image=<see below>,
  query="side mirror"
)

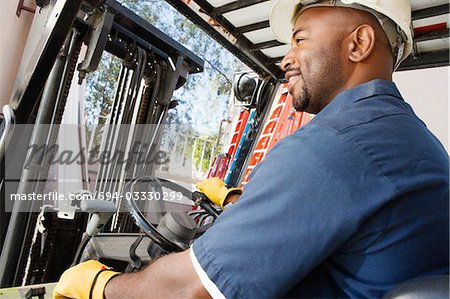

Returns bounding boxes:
[233,73,258,104]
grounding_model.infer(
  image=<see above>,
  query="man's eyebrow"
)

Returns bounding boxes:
[292,28,306,38]
[291,28,306,43]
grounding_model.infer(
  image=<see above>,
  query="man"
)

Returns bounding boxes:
[54,0,449,298]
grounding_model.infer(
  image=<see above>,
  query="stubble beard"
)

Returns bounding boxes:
[293,83,311,112]
[292,46,344,114]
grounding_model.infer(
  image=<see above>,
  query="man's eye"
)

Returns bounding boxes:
[295,38,304,45]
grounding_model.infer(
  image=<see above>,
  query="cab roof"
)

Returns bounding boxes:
[165,0,449,80]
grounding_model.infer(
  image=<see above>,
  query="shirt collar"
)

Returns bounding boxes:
[317,79,403,116]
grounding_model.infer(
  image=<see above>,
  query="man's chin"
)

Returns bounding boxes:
[292,97,309,112]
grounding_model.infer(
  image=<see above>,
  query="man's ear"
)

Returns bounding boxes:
[347,24,376,63]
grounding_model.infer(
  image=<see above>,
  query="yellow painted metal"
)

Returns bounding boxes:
[0,283,57,299]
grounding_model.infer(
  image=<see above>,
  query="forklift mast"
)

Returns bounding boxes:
[0,0,204,287]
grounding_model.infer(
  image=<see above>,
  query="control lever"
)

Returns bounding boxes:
[72,194,117,266]
[80,199,117,237]
[129,235,144,271]
[192,191,221,219]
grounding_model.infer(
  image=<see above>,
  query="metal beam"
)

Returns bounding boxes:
[212,0,270,16]
[165,0,280,79]
[252,40,284,51]
[414,28,450,43]
[106,0,204,74]
[196,0,280,79]
[236,20,270,34]
[197,0,276,72]
[397,50,449,71]
[0,0,85,286]
[412,3,449,21]
[8,0,83,125]
[0,3,86,272]
[267,56,284,65]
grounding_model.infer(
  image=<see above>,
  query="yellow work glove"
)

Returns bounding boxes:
[196,177,242,208]
[53,260,120,299]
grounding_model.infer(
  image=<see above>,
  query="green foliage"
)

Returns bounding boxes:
[158,128,218,173]
[192,134,219,172]
[85,53,121,126]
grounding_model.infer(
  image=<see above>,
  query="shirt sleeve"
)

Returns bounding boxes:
[191,124,397,298]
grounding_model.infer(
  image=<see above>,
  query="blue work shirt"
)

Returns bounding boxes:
[192,79,449,298]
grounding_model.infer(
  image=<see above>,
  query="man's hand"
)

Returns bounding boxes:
[196,177,242,208]
[53,260,120,299]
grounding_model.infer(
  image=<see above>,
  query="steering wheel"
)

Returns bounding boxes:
[123,176,219,253]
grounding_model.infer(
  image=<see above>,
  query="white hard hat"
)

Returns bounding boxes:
[270,0,413,70]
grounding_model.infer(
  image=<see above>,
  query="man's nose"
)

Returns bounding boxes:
[281,48,295,71]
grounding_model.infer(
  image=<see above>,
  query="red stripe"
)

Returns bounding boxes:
[414,23,447,35]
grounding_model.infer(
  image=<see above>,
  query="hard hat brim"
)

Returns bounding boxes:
[270,0,300,44]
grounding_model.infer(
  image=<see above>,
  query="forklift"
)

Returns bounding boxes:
[0,0,448,297]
